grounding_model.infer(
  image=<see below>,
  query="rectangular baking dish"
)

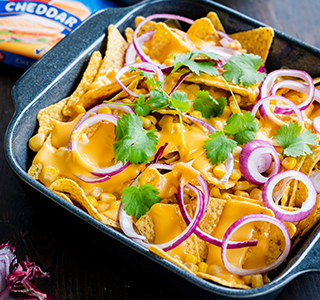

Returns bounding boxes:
[5,0,320,299]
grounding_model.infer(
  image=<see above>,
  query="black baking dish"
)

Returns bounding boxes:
[5,0,320,299]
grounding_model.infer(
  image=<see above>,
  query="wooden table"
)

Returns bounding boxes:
[1,0,320,299]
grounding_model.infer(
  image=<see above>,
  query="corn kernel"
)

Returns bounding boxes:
[111,200,121,210]
[190,110,203,119]
[100,192,117,203]
[29,133,45,152]
[152,59,161,64]
[234,181,251,191]
[221,193,231,200]
[242,275,252,285]
[250,188,262,200]
[263,273,270,284]
[140,116,151,129]
[207,264,222,276]
[266,162,275,174]
[91,187,103,198]
[163,57,174,65]
[96,201,109,213]
[87,196,98,208]
[210,186,221,198]
[75,104,86,114]
[229,95,241,114]
[185,254,197,264]
[251,274,264,288]
[277,152,284,163]
[282,157,297,170]
[98,106,112,114]
[183,262,198,273]
[186,84,200,95]
[213,164,225,178]
[40,166,59,184]
[198,262,208,273]
[122,98,132,104]
[159,115,173,128]
[220,105,231,119]
[212,119,224,131]
[234,190,250,197]
[146,115,157,125]
[230,169,242,180]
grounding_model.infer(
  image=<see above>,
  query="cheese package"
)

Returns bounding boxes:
[0,0,117,69]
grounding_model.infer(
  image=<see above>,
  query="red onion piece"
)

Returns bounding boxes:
[309,170,320,193]
[201,46,241,61]
[183,114,217,133]
[154,143,168,163]
[133,14,194,68]
[262,170,317,222]
[260,70,315,115]
[75,173,110,183]
[216,30,234,42]
[168,71,192,96]
[178,183,258,249]
[313,116,320,133]
[0,243,16,293]
[251,95,304,130]
[221,214,291,276]
[115,62,164,98]
[239,140,280,185]
[220,153,234,182]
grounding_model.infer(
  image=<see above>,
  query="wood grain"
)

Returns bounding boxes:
[1,1,320,299]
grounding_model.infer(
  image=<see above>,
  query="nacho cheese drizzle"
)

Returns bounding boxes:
[28,12,320,290]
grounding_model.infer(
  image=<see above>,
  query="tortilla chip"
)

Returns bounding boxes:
[230,27,274,66]
[125,27,134,44]
[197,272,250,289]
[50,178,103,222]
[109,77,140,102]
[187,17,217,40]
[28,162,43,180]
[136,211,155,243]
[206,11,225,32]
[100,214,121,230]
[63,51,102,116]
[52,190,73,204]
[135,16,157,36]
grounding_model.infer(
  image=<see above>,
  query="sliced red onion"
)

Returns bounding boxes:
[179,183,257,249]
[220,153,234,182]
[313,116,320,133]
[168,71,192,96]
[260,70,315,115]
[133,14,194,68]
[309,170,320,194]
[239,140,280,185]
[201,46,240,61]
[221,214,291,276]
[0,243,16,293]
[115,62,164,98]
[75,174,110,183]
[183,114,217,133]
[272,177,292,205]
[217,30,234,42]
[154,143,168,163]
[262,170,317,222]
[258,66,267,74]
[251,95,304,129]
[256,131,279,147]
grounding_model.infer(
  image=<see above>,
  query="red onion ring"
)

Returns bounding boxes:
[221,214,291,276]
[220,153,234,182]
[309,170,320,194]
[260,70,315,115]
[75,173,110,183]
[168,71,192,96]
[178,183,258,249]
[154,143,168,163]
[262,170,317,222]
[183,114,217,133]
[239,140,280,185]
[313,116,320,133]
[133,14,194,68]
[201,46,241,61]
[251,95,304,130]
[115,62,164,98]
[216,30,234,42]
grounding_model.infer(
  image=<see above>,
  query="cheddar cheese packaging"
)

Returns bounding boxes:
[0,0,117,68]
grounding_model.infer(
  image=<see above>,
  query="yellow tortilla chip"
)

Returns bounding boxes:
[230,27,274,66]
[197,272,250,289]
[50,178,103,222]
[109,77,140,102]
[187,17,217,40]
[28,162,43,180]
[63,51,102,116]
[136,211,155,243]
[52,190,73,204]
[125,27,134,44]
[206,11,225,32]
[135,16,157,36]
[100,214,121,230]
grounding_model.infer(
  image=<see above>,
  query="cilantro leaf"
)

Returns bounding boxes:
[121,184,161,219]
[193,90,226,118]
[113,114,158,164]
[223,53,266,87]
[172,50,220,76]
[224,112,259,144]
[145,77,163,88]
[146,89,169,110]
[204,131,237,165]
[129,66,153,79]
[275,122,318,157]
[133,94,151,116]
[169,91,190,112]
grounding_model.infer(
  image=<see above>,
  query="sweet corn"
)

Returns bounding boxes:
[100,192,117,203]
[212,119,224,131]
[91,187,103,198]
[87,196,98,208]
[230,169,242,181]
[146,115,157,125]
[234,181,251,191]
[234,190,250,197]
[198,262,208,273]
[210,186,221,198]
[221,193,231,200]
[282,157,297,170]
[229,95,241,114]
[163,57,174,65]
[40,166,59,184]
[159,115,173,128]
[242,275,252,285]
[250,188,262,200]
[74,104,86,114]
[111,200,121,210]
[122,98,132,104]
[141,116,152,129]
[96,201,109,213]
[251,274,264,288]
[185,254,197,264]
[213,164,225,178]
[277,152,284,163]
[98,106,112,114]
[190,110,203,119]
[263,273,270,284]
[29,133,45,152]
[183,262,198,273]
[220,105,231,119]
[207,264,222,276]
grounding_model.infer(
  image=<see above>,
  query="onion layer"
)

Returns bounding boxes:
[309,170,320,194]
[221,214,291,276]
[262,170,317,222]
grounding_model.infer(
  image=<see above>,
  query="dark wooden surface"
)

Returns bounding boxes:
[1,0,320,299]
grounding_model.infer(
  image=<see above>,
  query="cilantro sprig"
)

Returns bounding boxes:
[193,90,226,118]
[275,122,318,157]
[121,183,161,219]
